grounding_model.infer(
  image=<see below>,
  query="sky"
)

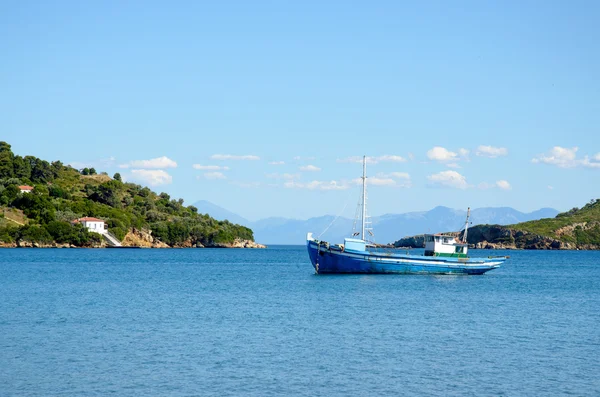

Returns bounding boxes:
[1,1,599,221]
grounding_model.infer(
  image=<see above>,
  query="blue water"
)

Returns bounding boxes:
[1,247,599,396]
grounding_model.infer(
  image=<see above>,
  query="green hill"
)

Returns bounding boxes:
[464,199,600,250]
[508,200,600,245]
[393,199,600,250]
[0,141,256,248]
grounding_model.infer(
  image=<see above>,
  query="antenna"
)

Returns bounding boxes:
[463,207,471,243]
[361,155,367,240]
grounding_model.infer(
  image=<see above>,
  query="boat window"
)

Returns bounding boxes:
[455,246,462,253]
[443,237,450,243]
[435,236,440,242]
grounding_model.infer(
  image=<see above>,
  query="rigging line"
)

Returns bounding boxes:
[351,184,363,235]
[318,186,358,239]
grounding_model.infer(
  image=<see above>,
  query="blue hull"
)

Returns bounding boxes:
[307,238,504,275]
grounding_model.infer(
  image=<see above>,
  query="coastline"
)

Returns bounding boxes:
[0,238,267,249]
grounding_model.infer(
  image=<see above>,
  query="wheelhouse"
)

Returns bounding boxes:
[424,234,468,258]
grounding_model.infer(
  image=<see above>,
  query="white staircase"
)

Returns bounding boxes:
[103,231,122,247]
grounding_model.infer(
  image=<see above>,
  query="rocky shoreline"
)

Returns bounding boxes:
[393,224,599,250]
[0,228,267,249]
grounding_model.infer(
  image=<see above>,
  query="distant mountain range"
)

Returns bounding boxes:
[192,200,559,245]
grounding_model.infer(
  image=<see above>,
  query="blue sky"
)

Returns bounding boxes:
[1,1,599,220]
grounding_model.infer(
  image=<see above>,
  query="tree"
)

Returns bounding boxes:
[51,161,64,178]
[0,141,14,178]
[89,168,97,175]
[31,160,54,183]
[13,156,31,180]
[49,185,70,199]
[17,225,53,243]
[87,180,122,207]
[46,221,78,244]
[2,184,19,203]
[82,168,90,175]
[113,173,122,182]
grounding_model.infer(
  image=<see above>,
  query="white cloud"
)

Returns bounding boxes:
[377,155,407,163]
[548,185,554,190]
[496,180,511,190]
[120,156,177,169]
[293,156,315,161]
[368,177,397,186]
[69,156,116,170]
[336,155,407,164]
[581,156,600,169]
[372,178,396,186]
[128,169,173,186]
[337,156,377,164]
[203,172,226,180]
[230,181,261,188]
[352,177,397,186]
[426,147,470,163]
[269,161,285,165]
[211,154,260,161]
[349,174,411,188]
[532,147,578,168]
[427,147,458,162]
[389,172,410,179]
[532,147,600,168]
[479,180,512,190]
[427,170,469,189]
[299,165,321,172]
[192,164,230,170]
[284,180,348,191]
[476,145,508,158]
[266,173,300,180]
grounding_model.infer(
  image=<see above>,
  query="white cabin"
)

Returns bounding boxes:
[72,217,107,234]
[424,234,468,257]
[18,185,34,193]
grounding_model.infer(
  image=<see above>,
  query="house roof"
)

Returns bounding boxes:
[18,185,34,190]
[75,217,105,222]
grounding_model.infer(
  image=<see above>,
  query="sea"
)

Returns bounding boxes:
[1,246,599,396]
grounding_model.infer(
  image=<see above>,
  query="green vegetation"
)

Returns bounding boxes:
[0,142,254,247]
[508,199,600,246]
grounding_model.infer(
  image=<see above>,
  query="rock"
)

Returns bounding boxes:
[393,235,425,248]
[122,228,169,248]
[205,239,266,248]
[172,239,194,248]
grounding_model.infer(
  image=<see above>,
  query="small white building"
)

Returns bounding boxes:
[72,217,107,234]
[18,185,34,193]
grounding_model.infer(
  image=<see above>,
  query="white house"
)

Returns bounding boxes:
[72,217,107,234]
[18,185,34,193]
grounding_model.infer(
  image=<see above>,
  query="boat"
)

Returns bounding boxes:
[306,156,508,275]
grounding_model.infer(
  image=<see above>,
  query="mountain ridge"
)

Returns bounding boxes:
[192,200,560,244]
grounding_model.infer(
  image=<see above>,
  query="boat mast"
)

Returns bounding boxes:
[463,207,471,243]
[361,155,367,241]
